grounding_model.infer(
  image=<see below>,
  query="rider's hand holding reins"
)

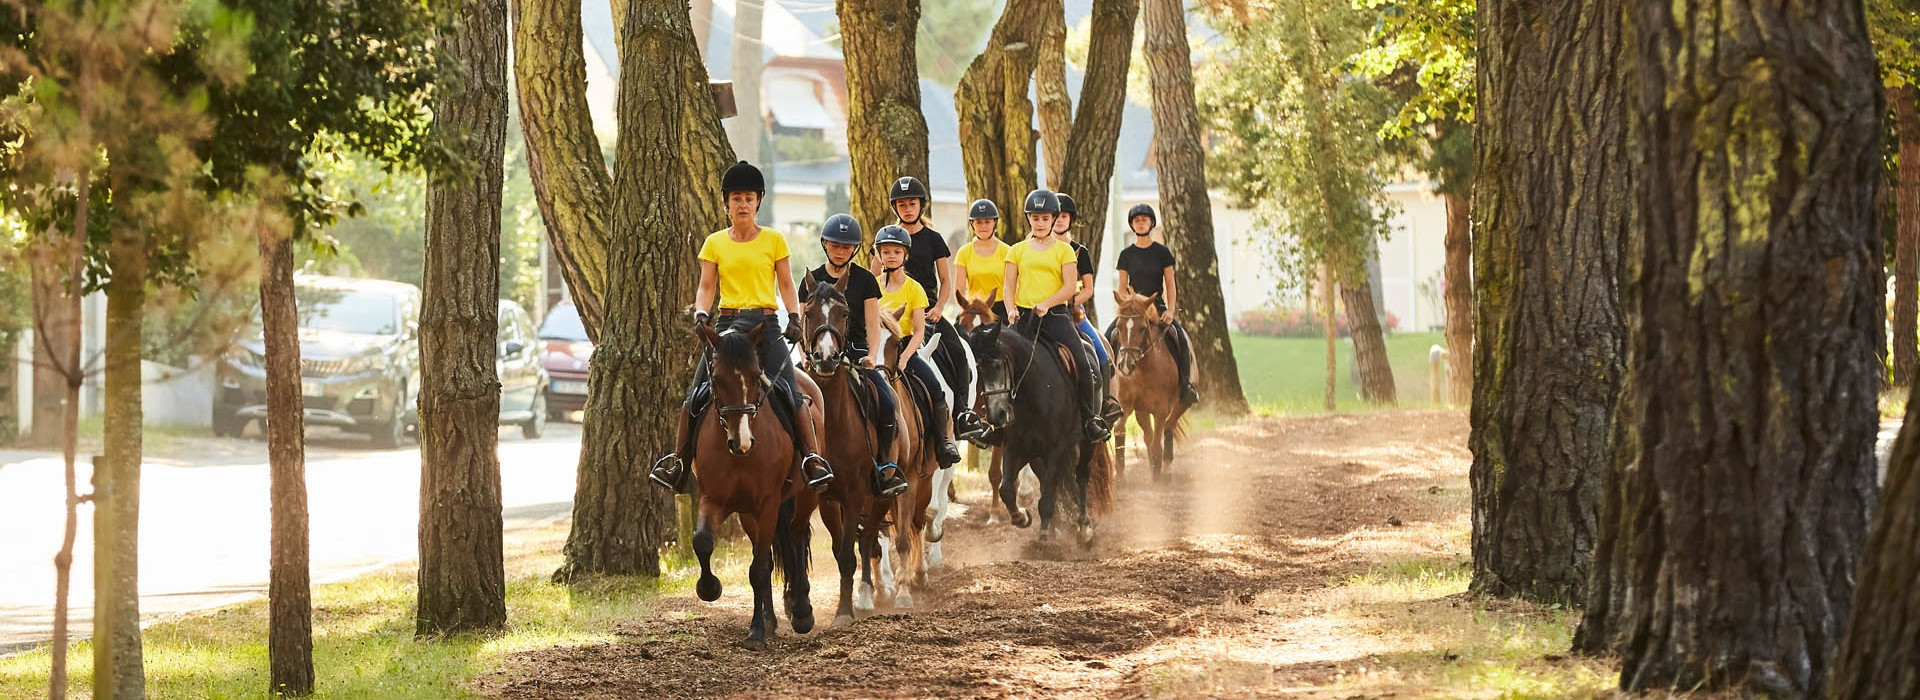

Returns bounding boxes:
[784,312,804,344]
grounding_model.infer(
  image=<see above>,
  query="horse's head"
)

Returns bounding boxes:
[1111,287,1165,377]
[799,276,850,374]
[698,321,769,455]
[955,289,999,333]
[966,321,1023,429]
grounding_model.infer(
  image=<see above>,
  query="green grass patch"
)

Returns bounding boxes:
[1883,389,1909,420]
[1231,331,1455,415]
[0,525,716,699]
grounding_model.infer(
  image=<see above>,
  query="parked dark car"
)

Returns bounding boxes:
[214,275,550,447]
[539,301,591,418]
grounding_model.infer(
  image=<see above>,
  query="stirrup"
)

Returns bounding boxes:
[1083,416,1111,443]
[1180,384,1201,408]
[801,453,834,492]
[874,462,910,498]
[954,410,990,441]
[1102,397,1124,424]
[650,454,689,493]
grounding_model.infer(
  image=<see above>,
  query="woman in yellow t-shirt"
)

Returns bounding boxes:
[953,198,1012,323]
[1001,189,1110,443]
[651,160,832,494]
[874,225,964,466]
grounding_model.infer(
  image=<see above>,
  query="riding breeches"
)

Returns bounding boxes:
[1020,306,1101,422]
[686,310,799,411]
[1075,315,1110,367]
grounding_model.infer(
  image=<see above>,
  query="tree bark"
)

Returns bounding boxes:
[1590,0,1883,693]
[95,221,146,700]
[48,170,88,700]
[29,267,76,447]
[259,232,313,695]
[1035,0,1071,190]
[416,0,509,636]
[725,0,764,166]
[1442,190,1471,405]
[957,0,1045,243]
[1320,264,1336,411]
[837,0,929,240]
[1339,275,1395,404]
[1056,0,1139,267]
[1895,85,1919,386]
[1466,0,1624,606]
[1142,0,1248,414]
[1835,383,1920,696]
[512,0,613,340]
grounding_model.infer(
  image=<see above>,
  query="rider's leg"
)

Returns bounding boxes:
[1077,316,1110,368]
[1042,307,1110,442]
[1168,319,1200,406]
[650,349,712,492]
[864,367,910,498]
[908,355,963,466]
[1078,315,1122,421]
[756,312,832,491]
[934,317,987,439]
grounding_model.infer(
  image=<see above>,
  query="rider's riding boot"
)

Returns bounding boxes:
[1077,357,1112,443]
[872,419,909,497]
[1171,325,1200,408]
[932,400,963,467]
[650,407,698,493]
[954,408,990,441]
[794,400,835,492]
[1100,364,1125,424]
[1180,383,1201,408]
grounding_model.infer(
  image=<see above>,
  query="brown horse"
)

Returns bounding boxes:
[689,321,820,650]
[871,307,945,607]
[797,277,897,625]
[1110,288,1188,482]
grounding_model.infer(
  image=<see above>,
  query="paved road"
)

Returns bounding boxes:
[0,423,582,652]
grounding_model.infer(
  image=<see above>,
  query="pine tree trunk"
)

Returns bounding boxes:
[416,0,509,636]
[1035,0,1071,190]
[957,0,1045,242]
[1894,85,1919,387]
[1466,0,1624,606]
[1339,276,1395,404]
[1834,380,1920,695]
[1442,190,1471,405]
[29,266,75,447]
[1320,264,1336,411]
[94,225,146,700]
[1592,0,1883,693]
[512,0,613,339]
[1142,0,1247,414]
[259,232,313,695]
[724,0,764,165]
[1056,0,1139,266]
[837,0,929,242]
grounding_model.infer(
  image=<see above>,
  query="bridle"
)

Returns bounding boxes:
[1111,310,1166,377]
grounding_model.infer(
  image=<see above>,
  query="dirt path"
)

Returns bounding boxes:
[479,411,1481,698]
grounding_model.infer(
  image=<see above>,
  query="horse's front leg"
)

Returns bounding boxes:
[855,512,879,614]
[693,501,725,602]
[1114,407,1130,481]
[1074,443,1095,548]
[998,447,1031,528]
[823,502,859,627]
[1035,450,1063,542]
[928,465,954,567]
[738,512,776,651]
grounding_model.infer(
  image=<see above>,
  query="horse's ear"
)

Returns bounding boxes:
[1113,288,1127,304]
[922,332,942,357]
[696,322,720,348]
[799,282,811,304]
[987,289,998,305]
[956,289,971,308]
[891,305,908,322]
[1148,292,1160,304]
[835,271,849,292]
[748,321,767,346]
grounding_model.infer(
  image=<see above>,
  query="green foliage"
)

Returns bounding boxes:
[1199,3,1397,288]
[1349,0,1473,138]
[1872,0,1920,88]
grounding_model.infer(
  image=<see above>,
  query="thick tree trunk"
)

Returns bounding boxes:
[1141,0,1247,414]
[259,232,313,696]
[1035,0,1071,189]
[556,0,703,582]
[416,0,509,636]
[29,267,75,447]
[94,225,146,700]
[957,0,1045,243]
[1835,381,1920,695]
[1442,190,1471,405]
[1466,0,1624,606]
[1339,276,1395,404]
[724,0,763,165]
[1056,0,1139,266]
[837,0,929,241]
[1590,0,1883,693]
[1895,85,1919,386]
[512,0,612,340]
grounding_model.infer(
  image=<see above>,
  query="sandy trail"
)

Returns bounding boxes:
[478,411,1473,698]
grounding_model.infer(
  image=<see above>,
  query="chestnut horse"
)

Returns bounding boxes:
[870,307,951,607]
[689,321,819,649]
[1110,288,1188,481]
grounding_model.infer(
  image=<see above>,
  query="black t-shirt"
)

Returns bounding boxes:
[906,226,950,299]
[1071,241,1095,282]
[808,264,883,349]
[1115,242,1176,308]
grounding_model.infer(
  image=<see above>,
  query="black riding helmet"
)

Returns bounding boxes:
[968,198,999,220]
[1023,188,1061,216]
[821,213,862,245]
[890,176,929,203]
[722,160,765,194]
[874,224,913,252]
[1126,203,1158,231]
[1055,193,1077,217]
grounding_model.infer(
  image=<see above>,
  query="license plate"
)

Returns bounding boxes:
[301,380,323,397]
[552,380,588,396]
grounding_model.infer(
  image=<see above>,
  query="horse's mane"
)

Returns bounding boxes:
[808,278,845,306]
[715,326,759,370]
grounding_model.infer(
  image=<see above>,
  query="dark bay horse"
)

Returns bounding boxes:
[967,320,1106,546]
[1111,288,1189,481]
[689,322,818,650]
[797,277,895,625]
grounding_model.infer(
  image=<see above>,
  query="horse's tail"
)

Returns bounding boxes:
[774,496,810,588]
[1087,442,1116,516]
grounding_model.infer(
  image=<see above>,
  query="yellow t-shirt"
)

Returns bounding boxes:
[877,275,930,337]
[697,227,789,309]
[953,239,1011,303]
[1007,238,1076,309]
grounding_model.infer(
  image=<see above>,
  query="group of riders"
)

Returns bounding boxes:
[648,160,1200,499]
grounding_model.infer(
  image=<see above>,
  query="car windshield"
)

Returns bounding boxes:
[539,304,588,341]
[295,288,400,336]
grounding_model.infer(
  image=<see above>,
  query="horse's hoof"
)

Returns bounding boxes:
[696,574,722,602]
[833,614,855,628]
[855,583,876,612]
[736,637,769,652]
[1077,524,1095,548]
[929,541,945,567]
[1010,507,1032,529]
[1038,528,1053,543]
[895,592,914,609]
[790,606,816,634]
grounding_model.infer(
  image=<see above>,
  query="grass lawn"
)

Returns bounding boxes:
[1231,331,1455,414]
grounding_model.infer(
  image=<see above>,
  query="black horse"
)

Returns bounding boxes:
[967,321,1095,545]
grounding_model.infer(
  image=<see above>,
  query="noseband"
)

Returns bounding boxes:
[1112,312,1162,376]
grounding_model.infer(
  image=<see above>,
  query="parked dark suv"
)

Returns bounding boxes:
[539,301,591,417]
[214,275,550,447]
